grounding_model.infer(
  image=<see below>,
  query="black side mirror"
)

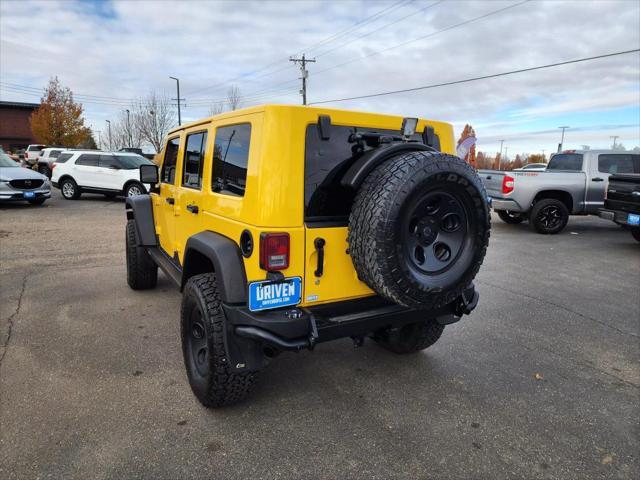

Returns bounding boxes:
[140,164,159,184]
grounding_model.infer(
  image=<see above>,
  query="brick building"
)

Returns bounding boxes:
[0,101,40,151]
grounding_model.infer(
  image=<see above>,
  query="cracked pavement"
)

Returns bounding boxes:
[1,192,639,479]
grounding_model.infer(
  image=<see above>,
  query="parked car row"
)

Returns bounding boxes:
[480,149,640,234]
[0,146,155,206]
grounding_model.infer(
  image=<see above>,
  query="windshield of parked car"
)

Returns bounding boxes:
[116,154,153,169]
[547,154,583,171]
[0,151,18,167]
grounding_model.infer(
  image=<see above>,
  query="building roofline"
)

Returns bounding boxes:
[0,101,40,109]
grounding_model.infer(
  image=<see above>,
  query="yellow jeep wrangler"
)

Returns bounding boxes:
[125,105,490,407]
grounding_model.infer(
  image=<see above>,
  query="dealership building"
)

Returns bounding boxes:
[0,101,40,151]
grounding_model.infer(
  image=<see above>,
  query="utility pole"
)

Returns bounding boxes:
[106,120,112,151]
[610,135,619,149]
[125,109,132,147]
[169,76,184,125]
[541,149,546,159]
[289,53,316,105]
[558,126,570,152]
[499,139,504,158]
[504,146,509,161]
[95,130,102,150]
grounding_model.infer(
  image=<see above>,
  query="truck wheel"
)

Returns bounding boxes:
[125,220,157,289]
[374,319,445,354]
[631,229,640,243]
[60,177,80,200]
[496,210,524,224]
[529,198,569,234]
[181,273,258,407]
[348,151,490,310]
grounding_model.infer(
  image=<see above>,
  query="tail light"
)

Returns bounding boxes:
[260,233,289,271]
[52,162,57,170]
[502,175,514,194]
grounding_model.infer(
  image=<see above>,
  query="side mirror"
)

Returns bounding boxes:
[140,164,159,184]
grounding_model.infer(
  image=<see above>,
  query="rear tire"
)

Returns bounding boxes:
[496,210,524,224]
[529,198,569,234]
[38,165,51,178]
[126,220,157,290]
[348,151,490,310]
[631,229,640,243]
[181,273,258,407]
[60,177,80,200]
[374,319,445,354]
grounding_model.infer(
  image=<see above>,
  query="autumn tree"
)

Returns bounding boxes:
[30,77,90,147]
[456,124,477,167]
[527,153,547,164]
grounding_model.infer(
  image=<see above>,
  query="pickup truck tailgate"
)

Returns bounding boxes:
[478,170,505,198]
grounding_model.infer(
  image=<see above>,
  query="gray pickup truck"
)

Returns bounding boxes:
[479,150,640,234]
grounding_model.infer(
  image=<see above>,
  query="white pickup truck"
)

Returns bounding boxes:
[479,150,640,233]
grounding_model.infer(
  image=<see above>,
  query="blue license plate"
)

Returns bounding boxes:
[628,213,640,225]
[248,277,301,312]
[23,191,35,199]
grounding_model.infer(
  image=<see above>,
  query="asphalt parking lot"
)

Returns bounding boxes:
[1,191,638,480]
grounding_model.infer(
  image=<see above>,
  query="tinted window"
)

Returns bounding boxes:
[75,154,100,166]
[99,155,121,169]
[28,145,44,152]
[161,137,180,184]
[304,124,416,221]
[547,154,583,171]
[212,124,251,196]
[182,132,207,189]
[116,155,152,169]
[598,154,640,174]
[56,153,72,163]
[50,150,62,158]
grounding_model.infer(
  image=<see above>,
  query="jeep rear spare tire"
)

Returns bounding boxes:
[348,151,490,310]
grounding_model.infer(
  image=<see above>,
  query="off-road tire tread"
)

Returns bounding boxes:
[126,220,157,289]
[375,319,445,354]
[348,150,490,309]
[181,273,257,407]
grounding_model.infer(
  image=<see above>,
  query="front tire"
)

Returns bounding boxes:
[126,220,157,289]
[28,198,46,205]
[181,273,258,407]
[529,198,569,234]
[631,229,640,243]
[496,210,524,224]
[125,182,145,198]
[374,319,445,354]
[60,177,80,200]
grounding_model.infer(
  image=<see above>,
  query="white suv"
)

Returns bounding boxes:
[51,150,153,200]
[37,147,65,177]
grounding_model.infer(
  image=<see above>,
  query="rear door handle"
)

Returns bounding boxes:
[314,238,325,277]
[592,177,604,182]
[165,197,175,205]
[186,204,199,214]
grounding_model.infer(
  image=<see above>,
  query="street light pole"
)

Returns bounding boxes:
[125,109,132,148]
[106,120,112,151]
[169,76,182,126]
[558,126,570,152]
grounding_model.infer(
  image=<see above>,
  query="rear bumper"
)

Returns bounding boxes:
[223,283,479,365]
[490,198,523,212]
[599,208,639,226]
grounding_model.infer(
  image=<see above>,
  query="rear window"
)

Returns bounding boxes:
[598,154,640,174]
[304,124,419,222]
[49,150,62,158]
[55,153,72,163]
[547,154,583,171]
[28,145,44,152]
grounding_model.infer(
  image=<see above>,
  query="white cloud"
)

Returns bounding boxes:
[1,0,639,152]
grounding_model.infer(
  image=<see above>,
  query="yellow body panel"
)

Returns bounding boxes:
[151,105,455,307]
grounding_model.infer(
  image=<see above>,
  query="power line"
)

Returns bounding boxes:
[309,49,640,105]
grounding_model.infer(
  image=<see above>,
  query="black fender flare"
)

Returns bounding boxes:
[182,231,247,304]
[125,194,157,247]
[340,143,436,190]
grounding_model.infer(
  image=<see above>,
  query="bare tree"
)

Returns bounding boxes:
[109,109,143,150]
[227,85,242,111]
[131,91,177,153]
[209,101,225,116]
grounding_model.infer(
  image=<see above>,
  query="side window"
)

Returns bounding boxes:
[182,131,207,189]
[598,154,639,174]
[56,153,72,164]
[212,123,251,196]
[161,137,180,184]
[75,154,100,166]
[99,155,120,169]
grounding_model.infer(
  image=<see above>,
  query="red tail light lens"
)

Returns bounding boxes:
[260,233,289,271]
[502,175,514,194]
[51,162,57,170]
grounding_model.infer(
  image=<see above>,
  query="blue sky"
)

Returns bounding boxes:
[1,0,639,155]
